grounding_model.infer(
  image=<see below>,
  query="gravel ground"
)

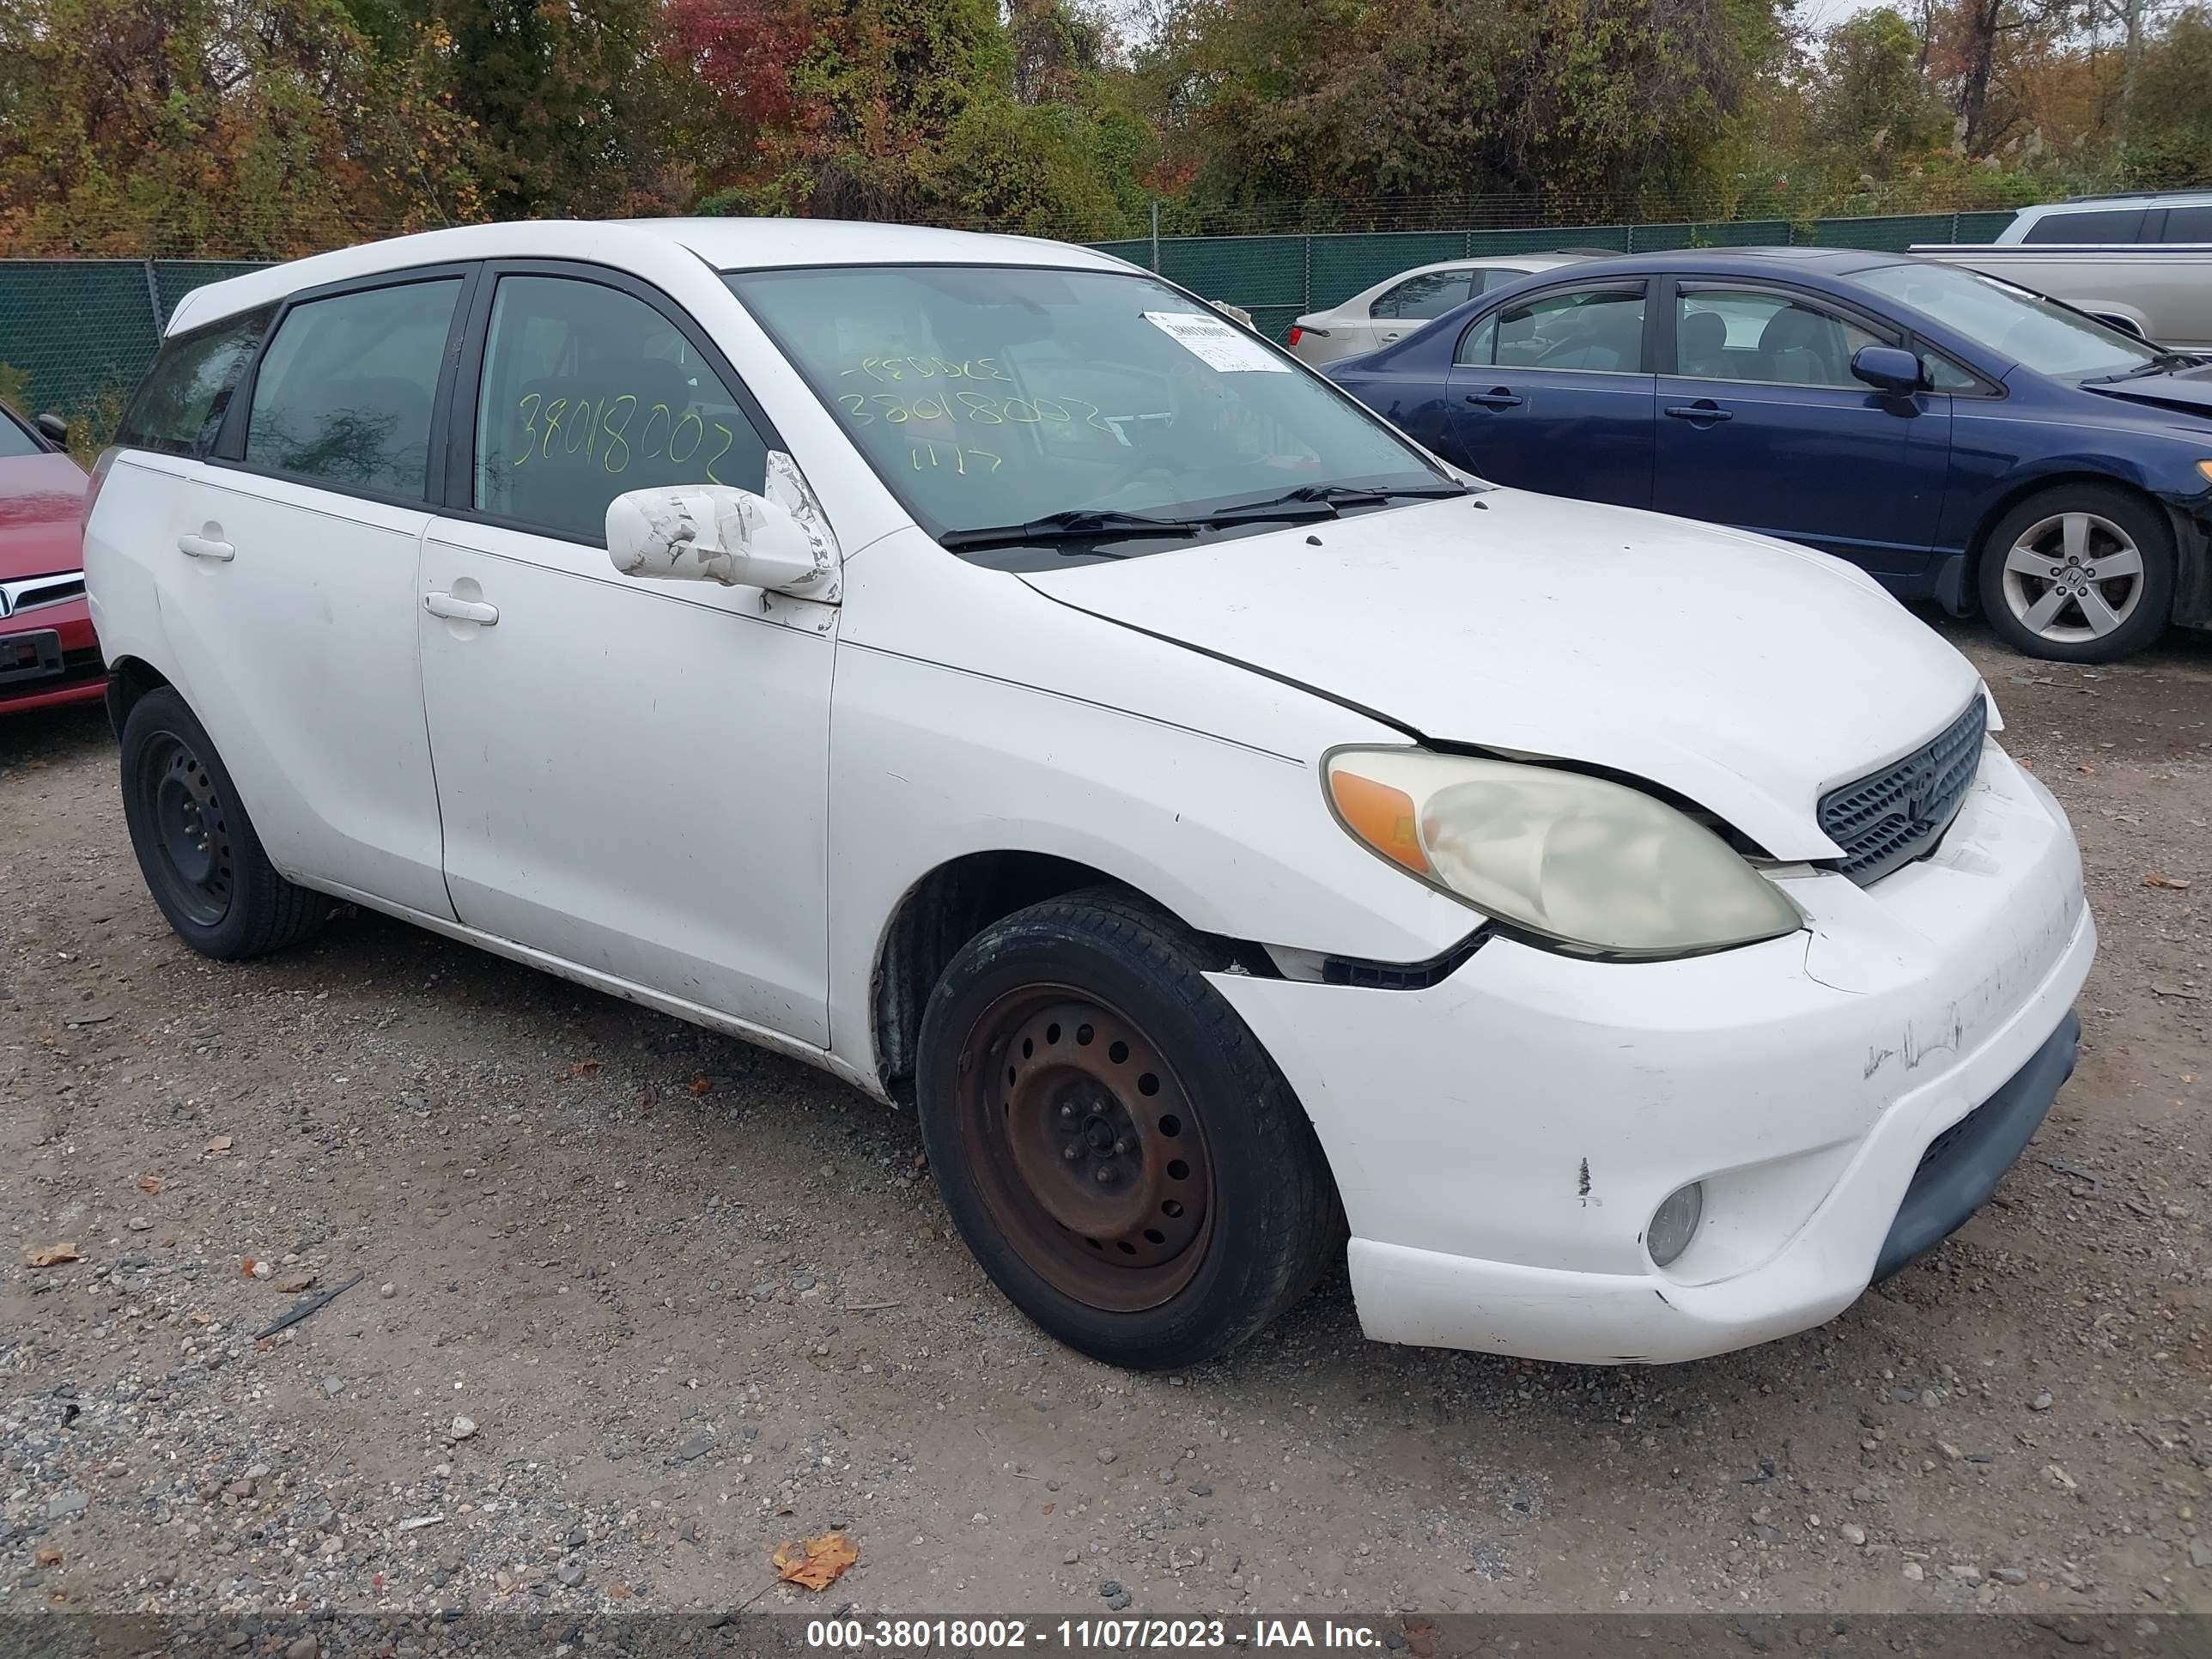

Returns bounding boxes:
[3,615,2210,1622]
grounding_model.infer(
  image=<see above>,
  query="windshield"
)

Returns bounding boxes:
[726,264,1450,556]
[1856,261,2160,378]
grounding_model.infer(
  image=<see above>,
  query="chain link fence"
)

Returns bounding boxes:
[0,209,2023,456]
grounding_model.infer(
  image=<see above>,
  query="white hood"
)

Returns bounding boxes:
[1020,489,1987,860]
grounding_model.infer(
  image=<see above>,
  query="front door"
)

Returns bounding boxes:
[416,265,836,1043]
[161,271,469,918]
[1651,283,1954,577]
[1444,281,1656,507]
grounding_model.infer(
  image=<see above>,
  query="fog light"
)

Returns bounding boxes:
[1648,1182,1705,1267]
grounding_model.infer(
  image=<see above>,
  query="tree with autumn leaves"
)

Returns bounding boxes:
[0,0,2208,258]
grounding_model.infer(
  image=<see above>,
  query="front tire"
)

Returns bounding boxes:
[118,687,332,959]
[1978,483,2173,662]
[916,890,1339,1370]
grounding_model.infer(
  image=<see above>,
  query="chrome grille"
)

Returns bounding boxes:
[0,571,86,618]
[1818,696,1986,885]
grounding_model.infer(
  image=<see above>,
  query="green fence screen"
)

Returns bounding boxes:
[0,210,2023,447]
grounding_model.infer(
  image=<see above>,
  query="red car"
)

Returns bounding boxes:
[0,401,99,714]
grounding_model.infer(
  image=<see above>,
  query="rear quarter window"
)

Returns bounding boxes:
[115,307,271,456]
[2022,208,2148,244]
[2163,205,2212,243]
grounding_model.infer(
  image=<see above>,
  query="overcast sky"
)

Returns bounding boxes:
[1796,0,1908,33]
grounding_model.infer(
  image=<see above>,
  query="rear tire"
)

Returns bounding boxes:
[119,687,332,959]
[1978,483,2173,662]
[916,890,1340,1370]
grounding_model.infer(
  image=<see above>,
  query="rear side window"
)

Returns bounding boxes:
[1372,270,1476,321]
[2023,208,2147,244]
[115,307,270,456]
[2164,205,2212,242]
[244,278,463,501]
[471,274,770,544]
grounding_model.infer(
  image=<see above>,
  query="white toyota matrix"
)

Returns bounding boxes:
[83,220,2094,1370]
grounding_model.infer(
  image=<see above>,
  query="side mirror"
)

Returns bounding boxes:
[34,411,67,447]
[1850,344,1923,395]
[605,484,823,592]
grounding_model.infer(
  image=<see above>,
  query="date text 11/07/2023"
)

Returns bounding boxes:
[805,1620,1389,1650]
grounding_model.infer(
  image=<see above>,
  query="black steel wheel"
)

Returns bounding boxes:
[134,727,236,929]
[119,687,332,959]
[917,890,1339,1370]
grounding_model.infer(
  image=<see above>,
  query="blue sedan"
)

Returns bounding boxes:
[1326,247,2212,661]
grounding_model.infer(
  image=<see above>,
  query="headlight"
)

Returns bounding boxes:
[1325,748,1802,958]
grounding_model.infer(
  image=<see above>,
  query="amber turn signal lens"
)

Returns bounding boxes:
[1328,769,1430,873]
[2197,459,2212,486]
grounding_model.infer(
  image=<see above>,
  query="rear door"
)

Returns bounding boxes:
[159,268,471,919]
[1444,280,1656,506]
[1650,279,1952,577]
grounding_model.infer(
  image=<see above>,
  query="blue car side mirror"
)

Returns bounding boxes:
[1852,345,1923,395]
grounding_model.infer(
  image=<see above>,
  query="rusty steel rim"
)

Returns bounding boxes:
[956,987,1216,1312]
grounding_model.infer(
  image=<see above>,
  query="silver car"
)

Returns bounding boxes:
[1285,253,1591,366]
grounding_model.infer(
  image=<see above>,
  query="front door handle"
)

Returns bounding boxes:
[1664,400,1733,424]
[1463,388,1524,410]
[178,533,234,562]
[423,592,500,626]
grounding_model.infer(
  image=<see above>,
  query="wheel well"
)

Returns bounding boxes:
[103,656,171,738]
[870,854,1267,1106]
[1963,472,2165,609]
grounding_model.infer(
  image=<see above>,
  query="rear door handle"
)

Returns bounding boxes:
[1664,401,1733,424]
[423,592,500,625]
[1463,388,1524,410]
[178,533,234,562]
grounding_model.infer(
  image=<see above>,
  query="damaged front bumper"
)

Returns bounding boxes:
[1208,739,2094,1365]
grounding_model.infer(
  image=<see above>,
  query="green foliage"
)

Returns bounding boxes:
[2122,9,2212,187]
[1810,9,1950,177]
[1137,0,1794,222]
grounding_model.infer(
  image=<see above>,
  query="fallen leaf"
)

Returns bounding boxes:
[2146,873,2194,890]
[240,1257,260,1279]
[568,1059,600,1078]
[26,1243,81,1268]
[772,1530,858,1591]
[34,1544,62,1568]
[607,1582,633,1601]
[688,1076,712,1097]
[205,1136,234,1155]
[137,1175,163,1195]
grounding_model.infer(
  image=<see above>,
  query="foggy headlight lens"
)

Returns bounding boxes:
[1326,748,1802,957]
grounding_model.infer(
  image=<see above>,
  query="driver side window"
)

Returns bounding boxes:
[1372,270,1476,322]
[473,275,770,545]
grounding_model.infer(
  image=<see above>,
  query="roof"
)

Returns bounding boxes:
[2051,188,2212,207]
[163,217,1132,334]
[1489,246,1915,282]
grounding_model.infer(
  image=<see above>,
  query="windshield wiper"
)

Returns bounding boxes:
[938,509,1202,552]
[1203,481,1472,523]
[2083,351,2205,384]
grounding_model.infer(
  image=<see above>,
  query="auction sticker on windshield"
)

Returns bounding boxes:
[1142,311,1291,373]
